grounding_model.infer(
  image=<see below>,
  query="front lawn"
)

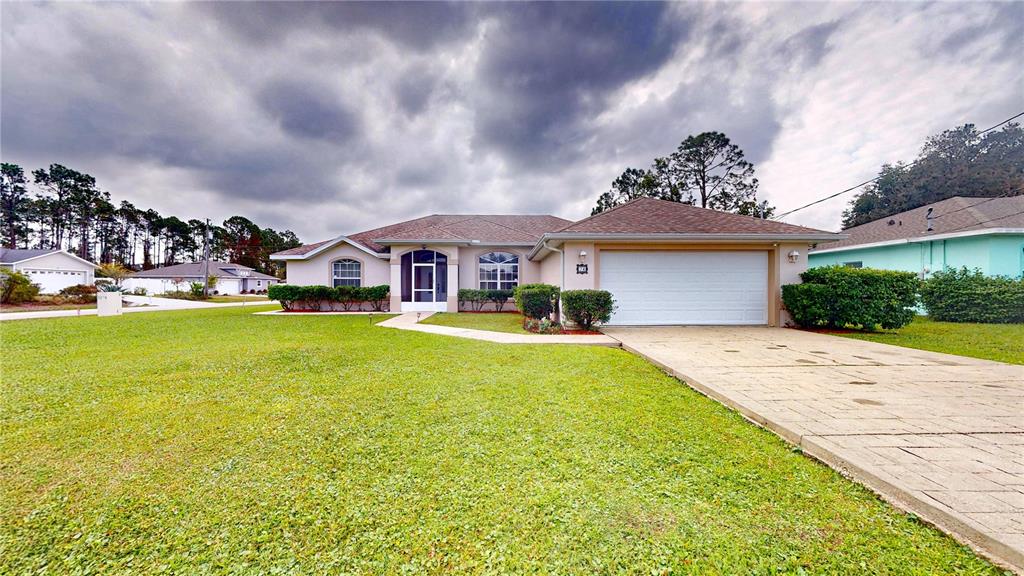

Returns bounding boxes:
[0,307,998,574]
[421,311,528,334]
[836,316,1024,365]
[206,294,270,303]
[0,302,96,314]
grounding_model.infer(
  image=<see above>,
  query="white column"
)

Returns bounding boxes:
[446,260,459,312]
[389,259,402,312]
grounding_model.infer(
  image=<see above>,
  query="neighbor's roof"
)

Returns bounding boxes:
[0,248,99,268]
[274,214,573,257]
[813,195,1024,252]
[130,261,279,281]
[553,197,837,236]
[0,248,60,264]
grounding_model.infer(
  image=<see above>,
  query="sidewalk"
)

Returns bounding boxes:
[378,312,620,346]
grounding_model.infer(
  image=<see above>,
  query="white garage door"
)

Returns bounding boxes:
[600,251,768,325]
[23,269,86,294]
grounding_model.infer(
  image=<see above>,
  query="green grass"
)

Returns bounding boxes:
[421,312,528,334]
[0,303,96,314]
[836,316,1024,365]
[0,307,999,574]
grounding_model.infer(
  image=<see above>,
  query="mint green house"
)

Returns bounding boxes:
[809,196,1024,279]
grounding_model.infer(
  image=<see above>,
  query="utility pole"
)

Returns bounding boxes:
[202,218,211,297]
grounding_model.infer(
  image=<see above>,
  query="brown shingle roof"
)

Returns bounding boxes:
[814,196,1024,251]
[555,197,835,235]
[130,261,279,281]
[279,214,573,256]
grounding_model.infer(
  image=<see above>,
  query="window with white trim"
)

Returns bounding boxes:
[478,252,519,290]
[332,259,361,287]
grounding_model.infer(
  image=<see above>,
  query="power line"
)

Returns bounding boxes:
[934,205,1024,236]
[772,110,1024,221]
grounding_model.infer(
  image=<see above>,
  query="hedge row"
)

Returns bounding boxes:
[782,265,918,330]
[457,289,514,312]
[920,268,1024,323]
[268,284,390,311]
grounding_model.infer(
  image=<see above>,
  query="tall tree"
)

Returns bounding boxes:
[0,163,32,248]
[592,132,768,215]
[32,164,95,250]
[843,123,1024,228]
[669,132,759,211]
[141,209,162,270]
[222,216,263,269]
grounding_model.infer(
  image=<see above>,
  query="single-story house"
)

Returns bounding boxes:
[271,198,841,326]
[0,248,99,293]
[809,195,1024,278]
[123,261,280,295]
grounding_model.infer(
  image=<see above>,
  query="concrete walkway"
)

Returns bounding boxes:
[604,326,1024,572]
[0,296,273,321]
[378,312,620,346]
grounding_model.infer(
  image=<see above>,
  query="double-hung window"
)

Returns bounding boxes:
[478,252,518,290]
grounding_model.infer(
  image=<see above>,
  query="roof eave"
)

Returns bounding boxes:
[269,235,388,261]
[373,238,537,247]
[811,227,1024,255]
[528,232,846,260]
[6,249,100,268]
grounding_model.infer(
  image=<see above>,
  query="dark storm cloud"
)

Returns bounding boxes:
[198,1,477,49]
[257,80,361,142]
[781,20,842,69]
[471,2,690,166]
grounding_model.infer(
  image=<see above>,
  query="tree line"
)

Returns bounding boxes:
[592,131,774,217]
[843,123,1024,228]
[0,163,301,276]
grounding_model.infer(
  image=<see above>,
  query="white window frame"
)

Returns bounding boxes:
[332,259,362,287]
[478,252,519,290]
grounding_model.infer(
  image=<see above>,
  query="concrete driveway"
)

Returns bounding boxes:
[604,326,1024,572]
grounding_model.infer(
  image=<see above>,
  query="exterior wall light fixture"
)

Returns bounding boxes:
[787,250,801,263]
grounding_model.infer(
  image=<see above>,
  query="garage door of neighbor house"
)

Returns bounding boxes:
[599,251,768,325]
[23,269,86,294]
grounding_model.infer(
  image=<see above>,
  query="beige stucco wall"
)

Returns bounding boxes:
[538,250,561,285]
[776,242,810,326]
[285,243,389,287]
[560,241,597,290]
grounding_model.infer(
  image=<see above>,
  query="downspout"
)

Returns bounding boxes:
[542,239,563,322]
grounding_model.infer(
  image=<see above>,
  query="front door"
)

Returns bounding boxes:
[401,250,448,312]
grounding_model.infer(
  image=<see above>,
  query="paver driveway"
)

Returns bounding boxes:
[604,326,1024,572]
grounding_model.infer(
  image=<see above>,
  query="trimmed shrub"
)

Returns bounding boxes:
[458,289,487,311]
[361,285,390,311]
[189,282,205,297]
[920,267,1024,323]
[782,265,918,330]
[513,283,559,319]
[268,284,390,312]
[485,289,514,312]
[561,289,615,330]
[0,269,40,304]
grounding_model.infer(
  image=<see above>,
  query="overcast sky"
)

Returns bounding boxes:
[2,2,1022,242]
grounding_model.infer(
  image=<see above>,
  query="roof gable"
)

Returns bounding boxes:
[815,196,1024,251]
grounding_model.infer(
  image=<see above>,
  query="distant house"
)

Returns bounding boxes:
[0,248,99,293]
[809,195,1024,278]
[122,261,280,295]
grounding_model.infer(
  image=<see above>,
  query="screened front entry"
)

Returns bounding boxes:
[400,250,448,311]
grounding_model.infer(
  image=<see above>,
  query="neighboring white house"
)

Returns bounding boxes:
[0,248,99,294]
[122,261,280,295]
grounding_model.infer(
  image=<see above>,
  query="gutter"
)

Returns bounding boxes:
[528,232,846,260]
[810,227,1024,255]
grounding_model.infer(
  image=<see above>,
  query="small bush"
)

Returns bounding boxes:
[131,287,148,296]
[60,284,98,297]
[189,282,205,297]
[920,268,1024,323]
[523,317,563,334]
[0,269,40,304]
[513,284,559,318]
[485,289,514,312]
[561,290,615,330]
[361,285,390,311]
[458,289,487,311]
[782,266,918,330]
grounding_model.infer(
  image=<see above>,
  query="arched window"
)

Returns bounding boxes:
[479,252,518,290]
[332,259,361,287]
